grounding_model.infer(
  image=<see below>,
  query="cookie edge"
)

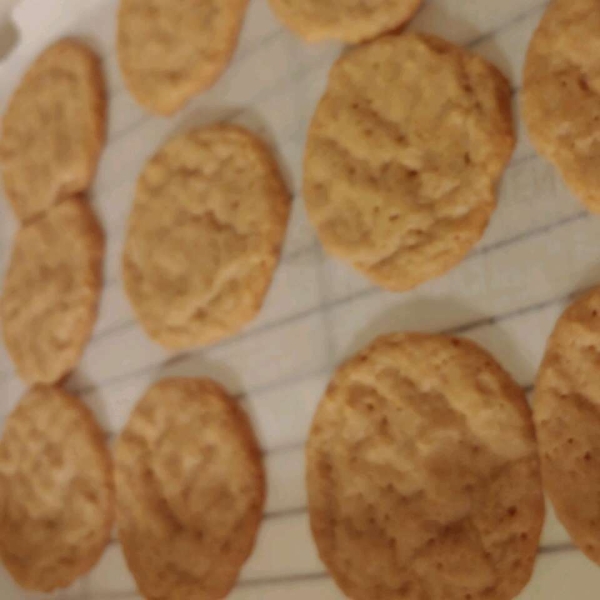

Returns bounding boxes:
[0,385,115,592]
[114,377,266,600]
[122,123,291,350]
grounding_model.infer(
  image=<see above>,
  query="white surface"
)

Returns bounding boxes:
[0,0,599,598]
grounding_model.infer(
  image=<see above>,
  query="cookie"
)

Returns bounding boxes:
[522,0,600,212]
[269,0,423,44]
[122,124,290,349]
[533,287,600,565]
[118,0,249,115]
[115,378,265,600]
[307,333,544,600]
[1,197,104,384]
[0,39,106,222]
[0,386,114,592]
[304,33,515,292]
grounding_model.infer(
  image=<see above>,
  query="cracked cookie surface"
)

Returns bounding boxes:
[268,0,423,43]
[1,197,104,384]
[522,0,600,212]
[307,333,544,600]
[123,124,290,349]
[304,33,514,291]
[534,287,600,565]
[118,0,249,115]
[0,39,106,222]
[0,386,114,592]
[115,378,265,600]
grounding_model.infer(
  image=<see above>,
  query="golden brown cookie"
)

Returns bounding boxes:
[117,0,249,115]
[1,197,104,384]
[115,378,265,600]
[122,124,290,349]
[0,386,114,592]
[522,0,600,212]
[304,33,515,292]
[0,39,106,222]
[269,0,423,43]
[307,333,544,600]
[534,287,600,565]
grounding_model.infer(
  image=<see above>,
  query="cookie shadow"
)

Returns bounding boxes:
[68,350,248,435]
[408,1,484,43]
[574,258,600,300]
[341,295,533,392]
[0,19,19,63]
[157,351,262,434]
[528,253,600,339]
[66,367,115,433]
[408,1,513,79]
[157,351,245,397]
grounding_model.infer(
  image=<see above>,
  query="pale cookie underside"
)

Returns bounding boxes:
[0,386,114,592]
[534,287,600,565]
[304,33,515,291]
[118,0,249,115]
[268,0,423,43]
[0,39,106,222]
[0,197,104,384]
[123,124,290,349]
[115,378,265,600]
[307,333,544,600]
[522,0,600,213]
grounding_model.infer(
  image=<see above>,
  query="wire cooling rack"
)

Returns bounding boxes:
[1,0,599,598]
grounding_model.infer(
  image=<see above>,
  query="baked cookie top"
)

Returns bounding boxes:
[268,0,423,43]
[115,378,265,600]
[123,124,290,349]
[304,33,515,291]
[534,287,600,565]
[118,0,249,115]
[0,386,114,592]
[0,39,106,222]
[522,0,600,212]
[307,333,544,600]
[1,197,104,384]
